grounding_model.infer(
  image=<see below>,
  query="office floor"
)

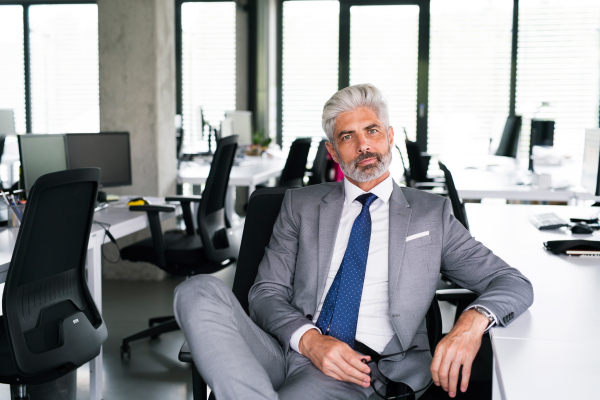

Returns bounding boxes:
[0,268,489,400]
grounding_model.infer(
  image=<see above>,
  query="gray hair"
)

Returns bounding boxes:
[321,83,390,143]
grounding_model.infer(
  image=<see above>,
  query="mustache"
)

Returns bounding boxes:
[354,151,384,166]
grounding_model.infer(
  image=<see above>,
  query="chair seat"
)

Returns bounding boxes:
[121,232,225,276]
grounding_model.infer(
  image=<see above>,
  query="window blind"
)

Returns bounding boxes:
[182,1,236,153]
[428,0,513,159]
[516,0,600,161]
[349,5,420,142]
[0,6,26,134]
[281,1,339,152]
[29,4,99,134]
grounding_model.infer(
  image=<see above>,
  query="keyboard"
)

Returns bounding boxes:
[529,213,569,230]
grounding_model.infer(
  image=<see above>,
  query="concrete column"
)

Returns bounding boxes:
[97,0,176,197]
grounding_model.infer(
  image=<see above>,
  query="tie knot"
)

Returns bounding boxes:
[356,193,378,208]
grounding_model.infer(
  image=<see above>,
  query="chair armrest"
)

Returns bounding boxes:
[179,341,192,363]
[165,195,202,202]
[165,196,201,235]
[129,205,175,268]
[129,205,176,213]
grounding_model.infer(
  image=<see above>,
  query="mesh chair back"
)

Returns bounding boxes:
[438,162,469,231]
[232,187,288,314]
[405,140,428,183]
[307,139,328,186]
[278,138,312,187]
[2,168,107,377]
[198,135,239,263]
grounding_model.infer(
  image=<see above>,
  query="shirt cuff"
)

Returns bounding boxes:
[290,324,321,354]
[464,305,498,332]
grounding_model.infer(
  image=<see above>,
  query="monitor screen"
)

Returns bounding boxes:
[495,115,522,158]
[0,109,15,134]
[66,132,132,188]
[582,129,600,196]
[224,111,252,145]
[19,134,69,191]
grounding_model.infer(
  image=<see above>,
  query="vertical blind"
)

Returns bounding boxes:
[349,5,420,142]
[428,0,513,159]
[181,1,237,153]
[29,4,99,134]
[0,6,26,134]
[516,0,600,160]
[281,1,339,151]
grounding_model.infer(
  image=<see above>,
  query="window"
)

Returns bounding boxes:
[516,0,600,160]
[350,5,420,141]
[428,0,513,158]
[29,4,100,134]
[0,6,26,134]
[281,1,339,150]
[181,1,237,153]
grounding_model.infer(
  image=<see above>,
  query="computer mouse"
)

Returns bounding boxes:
[570,224,594,234]
[127,197,149,206]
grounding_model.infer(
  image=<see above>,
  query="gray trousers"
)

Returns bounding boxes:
[173,275,376,400]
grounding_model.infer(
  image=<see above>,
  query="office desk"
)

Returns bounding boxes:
[443,156,595,204]
[0,199,178,400]
[466,203,600,399]
[177,157,286,195]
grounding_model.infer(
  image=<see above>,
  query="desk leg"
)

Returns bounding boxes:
[492,357,503,400]
[86,233,104,400]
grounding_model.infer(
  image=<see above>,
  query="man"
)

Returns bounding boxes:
[174,84,534,400]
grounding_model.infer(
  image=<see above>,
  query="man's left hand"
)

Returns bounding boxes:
[430,309,489,398]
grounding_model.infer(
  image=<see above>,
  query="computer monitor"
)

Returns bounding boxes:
[224,111,253,145]
[531,120,554,146]
[0,109,15,134]
[18,134,69,191]
[582,128,600,196]
[66,132,132,187]
[220,117,234,138]
[495,115,522,158]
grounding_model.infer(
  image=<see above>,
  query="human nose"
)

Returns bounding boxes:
[357,134,370,153]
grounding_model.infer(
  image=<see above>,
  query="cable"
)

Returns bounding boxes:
[93,220,121,264]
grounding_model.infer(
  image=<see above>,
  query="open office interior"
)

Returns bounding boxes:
[0,0,599,399]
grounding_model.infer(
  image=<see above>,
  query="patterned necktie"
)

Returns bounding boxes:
[316,192,378,348]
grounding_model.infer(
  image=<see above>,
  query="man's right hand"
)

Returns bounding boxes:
[298,329,371,388]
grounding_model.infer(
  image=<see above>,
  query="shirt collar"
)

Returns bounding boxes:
[343,174,394,206]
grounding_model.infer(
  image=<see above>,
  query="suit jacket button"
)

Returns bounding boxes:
[306,314,313,320]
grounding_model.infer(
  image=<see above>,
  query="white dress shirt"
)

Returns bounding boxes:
[289,175,497,354]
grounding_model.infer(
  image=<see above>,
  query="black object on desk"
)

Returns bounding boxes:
[496,115,522,159]
[0,168,107,397]
[119,135,240,359]
[544,240,600,255]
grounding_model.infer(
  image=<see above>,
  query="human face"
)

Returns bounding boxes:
[326,107,394,190]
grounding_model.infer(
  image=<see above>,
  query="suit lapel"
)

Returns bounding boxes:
[316,183,345,311]
[388,183,412,306]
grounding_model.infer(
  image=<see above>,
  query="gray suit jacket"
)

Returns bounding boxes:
[248,181,534,390]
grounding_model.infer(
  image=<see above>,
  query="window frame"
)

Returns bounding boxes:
[1,0,96,134]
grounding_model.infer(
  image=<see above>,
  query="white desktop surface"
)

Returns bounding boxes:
[0,197,178,400]
[466,204,600,399]
[177,156,286,191]
[444,155,596,203]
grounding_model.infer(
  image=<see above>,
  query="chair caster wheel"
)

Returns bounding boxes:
[120,344,131,360]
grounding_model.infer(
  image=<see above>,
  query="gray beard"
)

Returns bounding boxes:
[335,146,392,183]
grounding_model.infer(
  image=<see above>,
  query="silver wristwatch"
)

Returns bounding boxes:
[473,306,495,324]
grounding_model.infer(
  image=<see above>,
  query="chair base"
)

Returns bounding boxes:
[120,317,180,359]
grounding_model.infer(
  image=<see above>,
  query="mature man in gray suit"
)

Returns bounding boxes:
[174,84,534,400]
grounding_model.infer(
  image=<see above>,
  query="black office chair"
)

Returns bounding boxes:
[119,135,240,358]
[0,168,107,399]
[278,137,312,187]
[178,187,443,400]
[438,162,469,231]
[405,140,444,190]
[306,139,328,186]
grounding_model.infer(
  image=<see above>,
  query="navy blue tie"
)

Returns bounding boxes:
[316,193,378,348]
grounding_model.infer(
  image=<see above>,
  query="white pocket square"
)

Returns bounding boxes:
[406,231,429,242]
